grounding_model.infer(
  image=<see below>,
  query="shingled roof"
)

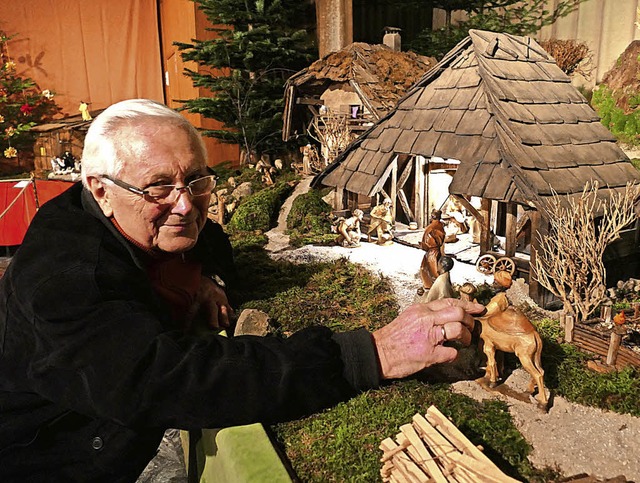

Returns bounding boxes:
[316,29,640,208]
[283,42,434,140]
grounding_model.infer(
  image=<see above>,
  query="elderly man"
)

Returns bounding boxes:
[0,99,483,481]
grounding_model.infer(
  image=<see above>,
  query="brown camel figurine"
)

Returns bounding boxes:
[477,292,548,408]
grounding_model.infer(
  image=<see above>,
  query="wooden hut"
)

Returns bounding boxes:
[313,29,640,303]
[282,42,434,142]
[31,111,102,175]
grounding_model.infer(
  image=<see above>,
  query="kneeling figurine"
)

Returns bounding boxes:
[336,209,364,247]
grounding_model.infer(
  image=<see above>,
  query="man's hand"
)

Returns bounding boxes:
[372,298,485,380]
[192,276,235,329]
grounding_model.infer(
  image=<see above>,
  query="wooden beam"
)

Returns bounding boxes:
[528,210,545,304]
[415,156,425,228]
[295,97,323,105]
[369,156,397,197]
[335,187,345,210]
[451,195,483,227]
[480,198,492,254]
[391,158,397,224]
[282,85,295,141]
[397,159,413,190]
[397,189,415,221]
[349,80,380,120]
[504,202,517,257]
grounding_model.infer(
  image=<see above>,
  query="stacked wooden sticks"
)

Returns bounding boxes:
[380,405,520,483]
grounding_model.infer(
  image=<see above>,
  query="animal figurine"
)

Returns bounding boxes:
[476,292,548,408]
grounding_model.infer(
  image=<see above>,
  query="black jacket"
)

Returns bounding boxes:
[0,183,379,482]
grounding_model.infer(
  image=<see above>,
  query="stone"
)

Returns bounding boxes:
[231,182,253,201]
[234,309,270,337]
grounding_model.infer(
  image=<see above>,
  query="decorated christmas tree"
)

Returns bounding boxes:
[177,0,316,162]
[0,31,60,170]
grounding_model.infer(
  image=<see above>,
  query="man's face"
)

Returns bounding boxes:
[92,122,210,254]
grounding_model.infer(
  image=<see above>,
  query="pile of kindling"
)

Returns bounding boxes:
[380,405,520,483]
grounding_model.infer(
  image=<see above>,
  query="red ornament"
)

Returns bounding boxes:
[20,103,33,115]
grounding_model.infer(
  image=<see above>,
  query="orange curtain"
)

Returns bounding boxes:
[0,0,164,116]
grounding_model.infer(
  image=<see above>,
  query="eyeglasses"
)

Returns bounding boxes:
[101,174,216,202]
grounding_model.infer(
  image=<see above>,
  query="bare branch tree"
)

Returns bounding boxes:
[308,109,354,168]
[533,181,640,321]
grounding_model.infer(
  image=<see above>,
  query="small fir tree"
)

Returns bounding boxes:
[177,0,316,163]
[0,32,60,167]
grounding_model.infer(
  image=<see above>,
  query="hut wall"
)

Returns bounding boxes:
[320,86,365,116]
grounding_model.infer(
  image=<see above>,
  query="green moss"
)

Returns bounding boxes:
[228,215,640,481]
[226,181,294,233]
[591,85,640,145]
[273,381,555,482]
[241,258,398,334]
[285,189,333,248]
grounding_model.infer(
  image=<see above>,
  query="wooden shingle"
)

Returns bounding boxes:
[379,128,403,153]
[412,109,439,131]
[412,130,442,157]
[483,164,513,200]
[433,109,465,133]
[455,66,482,88]
[345,170,378,195]
[449,87,479,110]
[456,109,491,136]
[359,150,380,175]
[394,130,420,154]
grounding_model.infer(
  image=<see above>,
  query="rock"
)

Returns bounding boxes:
[234,309,270,337]
[322,190,335,207]
[231,182,253,201]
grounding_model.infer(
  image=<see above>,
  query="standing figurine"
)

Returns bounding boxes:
[79,101,92,121]
[366,198,393,245]
[419,209,445,291]
[336,209,364,247]
[423,256,455,302]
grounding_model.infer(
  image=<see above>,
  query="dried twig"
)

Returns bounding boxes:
[533,181,640,321]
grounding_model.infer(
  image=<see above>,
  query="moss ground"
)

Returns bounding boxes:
[230,226,640,482]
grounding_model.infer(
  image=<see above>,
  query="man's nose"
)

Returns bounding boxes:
[171,188,194,213]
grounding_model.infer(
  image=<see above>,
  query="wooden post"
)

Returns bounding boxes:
[528,210,545,304]
[217,194,225,226]
[504,202,517,257]
[415,156,424,228]
[606,329,623,366]
[390,157,397,225]
[479,198,492,254]
[335,187,345,210]
[563,313,574,343]
[601,303,612,324]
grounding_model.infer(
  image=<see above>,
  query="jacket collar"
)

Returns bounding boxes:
[80,186,149,271]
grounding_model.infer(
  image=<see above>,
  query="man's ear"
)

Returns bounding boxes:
[86,176,113,217]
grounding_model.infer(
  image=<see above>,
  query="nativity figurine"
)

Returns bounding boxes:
[421,256,454,302]
[335,209,364,247]
[477,292,548,408]
[419,209,445,291]
[366,198,394,245]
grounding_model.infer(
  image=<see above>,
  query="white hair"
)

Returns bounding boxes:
[81,99,206,187]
